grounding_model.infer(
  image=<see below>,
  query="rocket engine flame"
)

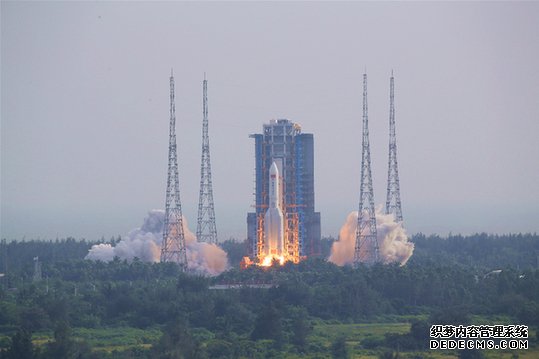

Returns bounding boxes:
[86,210,228,276]
[260,255,285,267]
[329,209,414,266]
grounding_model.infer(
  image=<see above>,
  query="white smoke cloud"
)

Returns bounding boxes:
[86,210,228,276]
[329,209,414,266]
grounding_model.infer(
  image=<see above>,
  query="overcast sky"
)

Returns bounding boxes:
[2,1,539,241]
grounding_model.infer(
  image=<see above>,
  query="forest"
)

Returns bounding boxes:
[0,233,538,358]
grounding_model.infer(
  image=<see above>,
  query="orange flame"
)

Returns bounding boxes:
[240,255,287,269]
[260,255,285,267]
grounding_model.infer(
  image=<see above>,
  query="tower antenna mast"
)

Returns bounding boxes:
[196,74,218,244]
[385,71,403,222]
[354,73,380,266]
[160,69,188,269]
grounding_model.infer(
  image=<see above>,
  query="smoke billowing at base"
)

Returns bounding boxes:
[86,210,228,276]
[329,209,414,266]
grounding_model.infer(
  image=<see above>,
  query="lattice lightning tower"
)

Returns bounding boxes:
[385,71,403,222]
[160,70,188,269]
[196,74,218,244]
[354,73,380,266]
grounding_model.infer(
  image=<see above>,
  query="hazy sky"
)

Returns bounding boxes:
[2,1,539,241]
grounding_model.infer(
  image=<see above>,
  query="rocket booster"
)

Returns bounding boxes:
[264,161,284,256]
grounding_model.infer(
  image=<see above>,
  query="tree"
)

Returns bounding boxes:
[290,307,311,352]
[2,329,35,359]
[251,303,284,346]
[205,339,233,359]
[152,320,206,359]
[409,320,431,349]
[458,349,484,359]
[331,335,348,359]
[41,321,95,359]
[378,352,401,359]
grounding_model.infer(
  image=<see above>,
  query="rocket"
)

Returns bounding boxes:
[264,161,284,256]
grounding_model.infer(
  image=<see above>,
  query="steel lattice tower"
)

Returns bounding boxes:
[196,74,218,244]
[160,70,188,269]
[385,71,403,222]
[354,73,380,266]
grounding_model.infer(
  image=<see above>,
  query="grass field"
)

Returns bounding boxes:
[308,321,408,359]
[4,316,534,358]
[29,326,162,353]
[307,317,536,359]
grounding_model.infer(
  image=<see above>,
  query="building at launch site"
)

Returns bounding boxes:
[246,119,321,265]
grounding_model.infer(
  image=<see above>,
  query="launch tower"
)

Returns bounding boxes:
[160,70,188,269]
[354,73,380,266]
[247,119,321,263]
[196,74,218,244]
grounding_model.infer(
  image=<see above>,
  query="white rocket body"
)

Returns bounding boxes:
[264,162,284,256]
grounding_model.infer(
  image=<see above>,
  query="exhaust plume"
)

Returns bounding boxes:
[86,210,228,276]
[329,209,414,266]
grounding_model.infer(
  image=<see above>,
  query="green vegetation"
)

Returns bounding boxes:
[409,233,539,270]
[0,233,538,358]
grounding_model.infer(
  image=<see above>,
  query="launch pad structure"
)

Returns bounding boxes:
[247,119,321,266]
[255,161,301,265]
[155,70,402,270]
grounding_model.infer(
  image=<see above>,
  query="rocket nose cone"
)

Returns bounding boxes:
[270,161,278,175]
